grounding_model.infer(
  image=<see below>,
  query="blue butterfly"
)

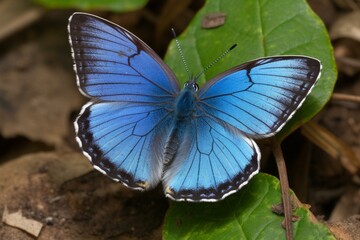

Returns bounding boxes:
[68,12,321,202]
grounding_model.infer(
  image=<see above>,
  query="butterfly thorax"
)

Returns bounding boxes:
[174,81,198,120]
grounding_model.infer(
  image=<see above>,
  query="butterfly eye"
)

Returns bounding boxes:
[184,82,189,87]
[192,83,199,92]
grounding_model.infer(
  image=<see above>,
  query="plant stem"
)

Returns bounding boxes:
[272,139,293,240]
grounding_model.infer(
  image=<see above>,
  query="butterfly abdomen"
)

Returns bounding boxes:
[163,121,185,165]
[163,127,180,165]
[163,86,196,165]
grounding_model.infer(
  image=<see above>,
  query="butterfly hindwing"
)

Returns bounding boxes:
[76,101,174,189]
[163,116,260,202]
[68,13,180,103]
[198,56,321,137]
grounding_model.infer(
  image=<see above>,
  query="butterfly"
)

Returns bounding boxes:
[68,12,321,202]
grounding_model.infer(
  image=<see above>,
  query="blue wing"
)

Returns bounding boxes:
[198,56,321,137]
[68,13,180,103]
[69,13,179,189]
[163,116,260,202]
[163,56,320,201]
[75,101,174,189]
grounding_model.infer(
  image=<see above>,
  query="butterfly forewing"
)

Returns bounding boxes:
[68,13,180,103]
[198,56,321,138]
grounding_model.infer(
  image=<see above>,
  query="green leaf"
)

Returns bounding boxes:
[163,174,335,240]
[163,0,336,237]
[35,0,148,12]
[164,0,337,139]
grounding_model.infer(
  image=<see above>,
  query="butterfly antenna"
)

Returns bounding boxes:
[171,28,191,79]
[194,44,237,81]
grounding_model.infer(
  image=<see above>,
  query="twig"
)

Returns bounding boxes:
[331,93,360,103]
[0,7,43,41]
[272,139,293,240]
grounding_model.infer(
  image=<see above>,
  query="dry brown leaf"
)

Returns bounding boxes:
[329,187,360,222]
[302,121,360,175]
[330,11,360,41]
[201,12,227,29]
[2,206,43,237]
[328,215,360,240]
[0,20,83,146]
[0,0,43,41]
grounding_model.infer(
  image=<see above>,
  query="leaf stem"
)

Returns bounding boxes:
[272,139,293,240]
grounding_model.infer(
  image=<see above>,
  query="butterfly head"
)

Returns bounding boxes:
[174,80,199,118]
[183,80,199,93]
